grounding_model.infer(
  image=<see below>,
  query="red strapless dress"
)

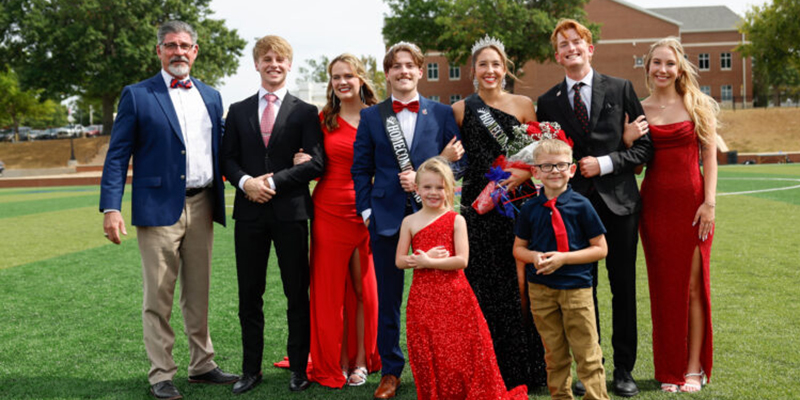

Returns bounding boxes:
[639,121,713,385]
[406,211,528,399]
[307,115,381,387]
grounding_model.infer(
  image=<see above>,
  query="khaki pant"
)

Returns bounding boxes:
[137,190,217,384]
[529,283,609,400]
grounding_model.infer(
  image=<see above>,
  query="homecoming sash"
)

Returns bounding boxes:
[378,100,423,209]
[465,94,511,152]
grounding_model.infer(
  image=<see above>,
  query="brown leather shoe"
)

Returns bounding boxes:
[373,374,400,399]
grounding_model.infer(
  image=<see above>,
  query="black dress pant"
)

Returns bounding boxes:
[234,206,310,375]
[588,191,639,373]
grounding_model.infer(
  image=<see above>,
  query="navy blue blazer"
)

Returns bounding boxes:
[99,73,226,227]
[351,96,460,237]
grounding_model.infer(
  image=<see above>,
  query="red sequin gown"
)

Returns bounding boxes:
[639,121,713,385]
[406,211,528,399]
[307,115,381,387]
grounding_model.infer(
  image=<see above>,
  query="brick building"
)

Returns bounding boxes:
[416,0,752,108]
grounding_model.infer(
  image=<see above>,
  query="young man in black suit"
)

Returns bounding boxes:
[536,19,653,398]
[221,35,324,395]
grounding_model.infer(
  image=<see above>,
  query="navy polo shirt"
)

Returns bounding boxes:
[514,186,606,289]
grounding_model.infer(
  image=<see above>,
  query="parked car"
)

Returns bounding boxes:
[29,129,48,140]
[85,124,103,137]
[15,127,32,141]
[57,124,84,139]
[0,129,12,142]
[0,160,5,175]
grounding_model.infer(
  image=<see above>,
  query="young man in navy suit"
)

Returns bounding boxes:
[351,42,463,399]
[536,19,653,398]
[221,35,324,395]
[100,20,237,400]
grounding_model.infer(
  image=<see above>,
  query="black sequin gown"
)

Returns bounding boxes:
[460,94,547,390]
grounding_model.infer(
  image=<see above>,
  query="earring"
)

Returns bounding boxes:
[331,91,339,108]
[501,77,507,91]
[360,87,366,104]
[473,78,479,92]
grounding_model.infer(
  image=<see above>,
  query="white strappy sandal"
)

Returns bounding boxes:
[680,370,707,393]
[347,366,368,387]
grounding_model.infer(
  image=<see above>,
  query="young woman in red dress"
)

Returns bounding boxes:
[627,38,718,393]
[294,54,381,388]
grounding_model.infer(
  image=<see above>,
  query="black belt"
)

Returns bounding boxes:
[186,187,208,197]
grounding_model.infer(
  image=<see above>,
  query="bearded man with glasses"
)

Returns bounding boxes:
[100,20,237,400]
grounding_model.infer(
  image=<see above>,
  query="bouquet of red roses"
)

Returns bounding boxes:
[471,121,572,217]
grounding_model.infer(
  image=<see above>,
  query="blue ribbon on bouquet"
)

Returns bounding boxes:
[484,166,521,219]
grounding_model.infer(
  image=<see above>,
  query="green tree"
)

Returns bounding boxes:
[297,55,331,85]
[738,0,800,106]
[2,0,246,133]
[361,55,387,100]
[0,67,58,141]
[382,0,595,92]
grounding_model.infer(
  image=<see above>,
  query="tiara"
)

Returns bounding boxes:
[388,41,421,53]
[471,34,505,55]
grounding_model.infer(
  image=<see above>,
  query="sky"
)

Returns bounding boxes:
[207,0,768,109]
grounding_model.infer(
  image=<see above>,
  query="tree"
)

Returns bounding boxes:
[382,0,596,92]
[360,55,387,100]
[296,55,331,85]
[0,67,59,141]
[2,0,246,133]
[738,0,800,106]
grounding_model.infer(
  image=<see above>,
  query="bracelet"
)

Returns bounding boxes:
[704,201,716,208]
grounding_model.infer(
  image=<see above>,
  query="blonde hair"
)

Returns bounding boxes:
[533,139,573,164]
[321,54,379,132]
[415,157,455,210]
[252,35,293,63]
[471,45,520,91]
[383,42,425,73]
[644,37,719,145]
[550,19,593,51]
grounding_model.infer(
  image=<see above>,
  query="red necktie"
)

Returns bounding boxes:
[573,82,589,134]
[260,93,278,147]
[170,78,193,89]
[543,197,570,253]
[392,100,419,113]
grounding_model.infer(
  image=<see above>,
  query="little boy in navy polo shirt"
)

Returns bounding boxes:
[513,139,610,400]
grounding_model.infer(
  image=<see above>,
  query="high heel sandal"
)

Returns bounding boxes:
[680,370,707,393]
[347,366,368,387]
[661,383,679,393]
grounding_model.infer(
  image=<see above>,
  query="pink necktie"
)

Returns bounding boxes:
[543,197,570,253]
[260,93,278,147]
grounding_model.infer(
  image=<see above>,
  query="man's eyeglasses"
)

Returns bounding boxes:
[534,162,572,172]
[161,42,195,51]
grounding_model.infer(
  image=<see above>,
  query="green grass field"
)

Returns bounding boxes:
[2,164,799,399]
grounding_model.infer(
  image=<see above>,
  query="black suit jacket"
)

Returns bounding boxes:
[221,92,324,221]
[537,70,653,216]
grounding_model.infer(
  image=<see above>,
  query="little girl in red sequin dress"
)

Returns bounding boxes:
[395,157,528,399]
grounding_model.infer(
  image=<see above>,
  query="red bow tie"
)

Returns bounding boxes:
[170,78,193,89]
[392,100,419,113]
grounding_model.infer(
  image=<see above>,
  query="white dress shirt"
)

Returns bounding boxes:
[238,86,289,192]
[160,69,214,189]
[564,69,613,176]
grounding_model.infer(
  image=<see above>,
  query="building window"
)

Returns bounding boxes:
[721,85,733,101]
[721,53,732,70]
[449,64,461,80]
[698,54,710,71]
[430,95,440,103]
[633,55,644,68]
[700,86,711,96]
[449,94,462,104]
[427,63,439,81]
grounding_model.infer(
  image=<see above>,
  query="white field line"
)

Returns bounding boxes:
[223,177,800,208]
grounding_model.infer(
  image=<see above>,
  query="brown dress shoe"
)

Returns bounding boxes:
[373,374,401,399]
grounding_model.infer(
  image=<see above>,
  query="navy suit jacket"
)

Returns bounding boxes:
[537,70,653,216]
[352,96,460,237]
[99,73,226,227]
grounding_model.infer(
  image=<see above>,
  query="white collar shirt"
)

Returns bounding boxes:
[391,94,420,148]
[565,69,594,116]
[161,69,213,189]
